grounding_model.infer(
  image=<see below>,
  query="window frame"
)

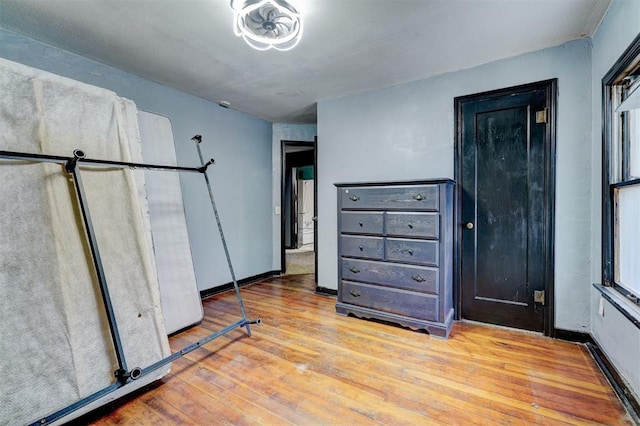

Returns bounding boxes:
[602,33,640,307]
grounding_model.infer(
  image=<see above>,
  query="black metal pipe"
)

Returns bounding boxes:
[140,318,251,375]
[67,162,129,376]
[0,149,203,173]
[191,135,252,336]
[0,149,71,164]
[80,157,204,173]
[29,382,123,426]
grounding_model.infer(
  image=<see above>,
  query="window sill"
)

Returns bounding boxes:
[593,283,640,331]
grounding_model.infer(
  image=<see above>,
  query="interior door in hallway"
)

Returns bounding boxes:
[456,80,556,333]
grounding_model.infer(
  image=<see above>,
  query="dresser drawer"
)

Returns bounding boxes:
[386,212,439,238]
[341,235,383,259]
[340,211,383,234]
[341,281,439,321]
[341,258,439,294]
[340,185,439,210]
[385,238,438,266]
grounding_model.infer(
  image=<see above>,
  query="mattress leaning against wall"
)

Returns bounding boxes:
[137,111,203,334]
[0,58,171,425]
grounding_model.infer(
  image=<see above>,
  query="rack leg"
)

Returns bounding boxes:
[192,136,252,336]
[67,149,133,378]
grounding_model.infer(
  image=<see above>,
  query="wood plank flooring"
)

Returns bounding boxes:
[76,274,633,425]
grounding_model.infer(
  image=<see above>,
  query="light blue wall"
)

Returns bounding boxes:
[590,0,640,402]
[0,28,273,291]
[318,38,593,332]
[271,123,317,269]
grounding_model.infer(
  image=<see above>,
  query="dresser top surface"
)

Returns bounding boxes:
[335,179,455,188]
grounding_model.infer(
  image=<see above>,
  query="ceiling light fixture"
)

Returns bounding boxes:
[230,0,303,51]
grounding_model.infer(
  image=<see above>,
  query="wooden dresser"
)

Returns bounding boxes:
[335,180,455,338]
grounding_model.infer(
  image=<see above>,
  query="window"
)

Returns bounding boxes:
[603,34,640,306]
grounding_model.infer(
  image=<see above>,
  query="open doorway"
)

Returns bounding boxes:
[281,139,317,282]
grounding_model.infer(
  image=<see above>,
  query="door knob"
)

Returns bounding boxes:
[465,222,474,230]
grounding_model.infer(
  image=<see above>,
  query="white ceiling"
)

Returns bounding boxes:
[0,0,611,124]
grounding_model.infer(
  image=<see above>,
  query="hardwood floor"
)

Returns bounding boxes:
[77,274,633,425]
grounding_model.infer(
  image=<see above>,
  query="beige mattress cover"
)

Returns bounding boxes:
[0,58,170,425]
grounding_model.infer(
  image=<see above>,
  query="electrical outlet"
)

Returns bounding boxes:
[598,297,605,317]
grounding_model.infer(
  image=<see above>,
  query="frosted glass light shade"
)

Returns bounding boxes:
[230,0,303,51]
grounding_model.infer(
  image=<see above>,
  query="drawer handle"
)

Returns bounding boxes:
[413,194,424,201]
[401,249,414,256]
[359,222,363,227]
[412,274,425,282]
[350,289,361,297]
[359,245,364,251]
[349,266,361,274]
[408,224,413,229]
[349,195,360,202]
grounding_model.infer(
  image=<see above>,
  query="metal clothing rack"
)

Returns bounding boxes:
[0,136,260,426]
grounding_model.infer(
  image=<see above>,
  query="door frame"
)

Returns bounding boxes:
[280,139,318,283]
[454,79,557,336]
